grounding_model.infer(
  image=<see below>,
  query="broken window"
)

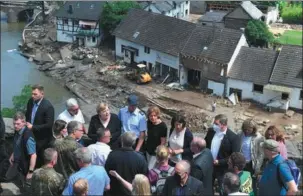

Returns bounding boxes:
[92,37,96,42]
[186,1,189,4]
[300,90,303,100]
[185,9,188,15]
[144,46,150,54]
[281,93,289,100]
[253,84,263,93]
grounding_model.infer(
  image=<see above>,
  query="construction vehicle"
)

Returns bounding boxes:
[126,64,152,84]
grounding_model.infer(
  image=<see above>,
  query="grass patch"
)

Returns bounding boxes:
[277,30,302,46]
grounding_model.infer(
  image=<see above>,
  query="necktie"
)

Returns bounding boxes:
[31,103,38,124]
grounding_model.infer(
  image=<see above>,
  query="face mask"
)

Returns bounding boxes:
[174,173,182,184]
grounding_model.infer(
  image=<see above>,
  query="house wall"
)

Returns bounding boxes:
[115,37,180,74]
[144,1,190,19]
[265,6,279,24]
[56,17,101,47]
[289,88,302,109]
[208,80,225,96]
[227,34,248,74]
[226,78,280,104]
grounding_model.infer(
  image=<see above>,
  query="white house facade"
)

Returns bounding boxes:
[143,1,190,20]
[115,37,180,77]
[56,18,101,47]
[55,1,104,48]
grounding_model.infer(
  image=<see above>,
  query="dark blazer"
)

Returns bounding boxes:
[191,148,214,195]
[162,176,204,196]
[205,127,240,170]
[105,147,148,196]
[169,128,193,162]
[25,98,54,147]
[0,114,6,161]
[88,113,121,149]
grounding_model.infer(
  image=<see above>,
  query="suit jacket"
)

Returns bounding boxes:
[205,127,240,170]
[169,128,193,162]
[162,176,204,196]
[191,148,214,195]
[25,98,54,146]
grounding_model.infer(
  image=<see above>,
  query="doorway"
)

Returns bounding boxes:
[188,69,201,86]
[229,88,242,100]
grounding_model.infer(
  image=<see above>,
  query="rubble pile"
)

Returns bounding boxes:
[185,111,212,132]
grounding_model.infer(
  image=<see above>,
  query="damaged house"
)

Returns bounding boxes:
[227,45,302,111]
[55,1,105,47]
[139,1,190,20]
[113,9,246,85]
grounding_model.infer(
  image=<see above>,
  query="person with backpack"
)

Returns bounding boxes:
[259,139,298,195]
[148,145,174,195]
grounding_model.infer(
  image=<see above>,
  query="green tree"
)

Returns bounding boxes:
[245,20,274,48]
[1,85,32,118]
[100,1,140,37]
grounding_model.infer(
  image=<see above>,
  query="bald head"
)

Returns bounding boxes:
[190,137,207,154]
[223,172,240,194]
[176,160,191,173]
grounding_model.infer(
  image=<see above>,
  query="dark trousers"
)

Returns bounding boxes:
[213,167,226,196]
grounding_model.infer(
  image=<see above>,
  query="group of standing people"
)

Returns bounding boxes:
[0,84,299,196]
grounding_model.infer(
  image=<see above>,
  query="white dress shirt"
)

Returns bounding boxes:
[210,129,227,160]
[57,109,85,124]
[87,142,112,166]
[229,192,248,195]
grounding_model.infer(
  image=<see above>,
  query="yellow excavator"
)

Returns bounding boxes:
[126,64,152,84]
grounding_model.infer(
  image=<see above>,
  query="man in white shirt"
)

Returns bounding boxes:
[87,128,112,166]
[223,172,248,196]
[57,98,85,124]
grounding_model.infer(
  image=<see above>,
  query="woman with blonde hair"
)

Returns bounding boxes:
[148,145,174,195]
[109,171,151,196]
[73,178,88,196]
[145,106,167,169]
[265,125,288,159]
[88,103,121,149]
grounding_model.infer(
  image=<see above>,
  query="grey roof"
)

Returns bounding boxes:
[182,25,243,64]
[113,9,196,56]
[139,1,184,13]
[228,47,278,85]
[241,1,263,19]
[270,45,303,88]
[55,1,105,20]
[199,11,228,22]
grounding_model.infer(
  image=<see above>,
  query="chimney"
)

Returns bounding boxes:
[68,5,73,14]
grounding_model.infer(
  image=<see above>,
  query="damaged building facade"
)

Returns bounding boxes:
[55,1,105,47]
[227,45,302,111]
[113,9,246,84]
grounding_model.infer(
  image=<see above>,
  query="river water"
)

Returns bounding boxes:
[1,20,74,117]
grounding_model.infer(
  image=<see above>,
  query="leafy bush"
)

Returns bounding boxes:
[245,20,274,48]
[1,85,31,118]
[101,1,140,37]
[281,3,302,24]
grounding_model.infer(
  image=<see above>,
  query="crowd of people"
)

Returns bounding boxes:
[0,84,300,196]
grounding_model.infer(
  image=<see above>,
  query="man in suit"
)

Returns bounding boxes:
[190,137,214,195]
[25,84,54,168]
[162,160,204,196]
[204,114,240,196]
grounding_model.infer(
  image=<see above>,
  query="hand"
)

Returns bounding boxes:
[213,160,219,165]
[109,170,119,178]
[26,173,33,180]
[9,155,14,166]
[168,148,173,154]
[26,122,33,130]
